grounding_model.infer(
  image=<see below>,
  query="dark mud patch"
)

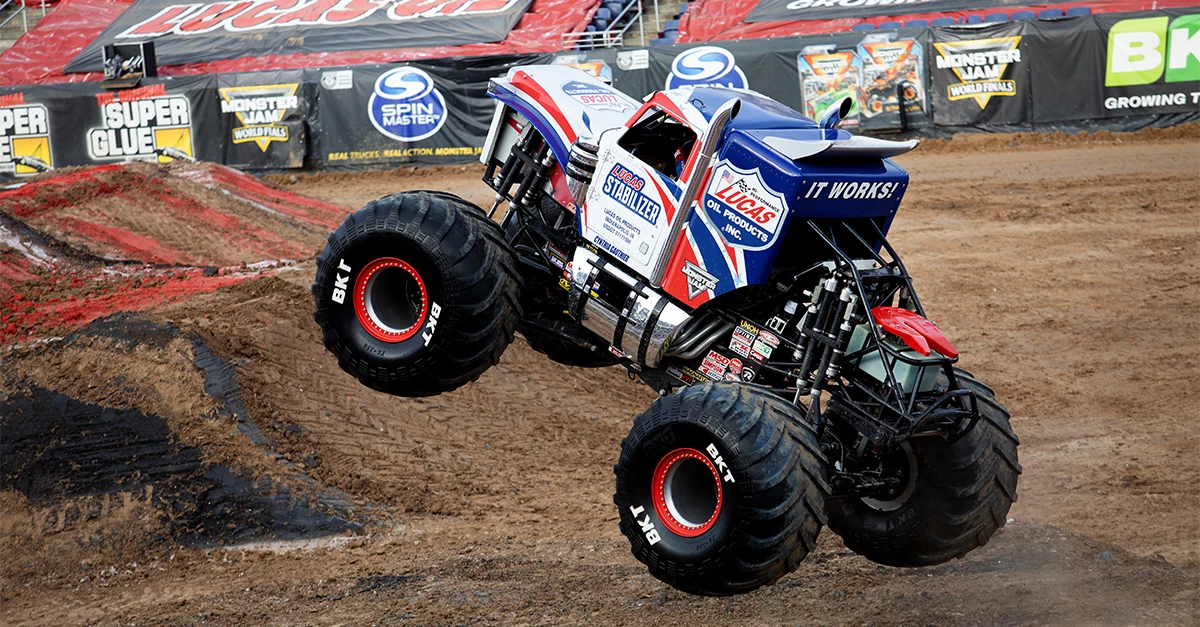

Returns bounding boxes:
[1,313,370,548]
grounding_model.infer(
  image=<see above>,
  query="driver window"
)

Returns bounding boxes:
[617,108,698,183]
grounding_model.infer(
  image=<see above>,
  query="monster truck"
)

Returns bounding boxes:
[312,66,1020,596]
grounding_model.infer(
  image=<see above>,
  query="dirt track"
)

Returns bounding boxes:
[2,128,1198,625]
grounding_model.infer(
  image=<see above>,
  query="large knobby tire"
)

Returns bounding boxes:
[613,383,828,596]
[312,191,521,397]
[826,368,1021,567]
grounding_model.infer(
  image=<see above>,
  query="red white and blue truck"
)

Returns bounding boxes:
[312,66,1020,596]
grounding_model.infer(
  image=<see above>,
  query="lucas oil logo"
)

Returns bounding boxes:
[934,37,1022,109]
[602,164,660,225]
[218,83,299,152]
[0,93,52,177]
[702,162,786,250]
[561,81,633,113]
[87,83,193,163]
[666,46,748,90]
[369,67,447,142]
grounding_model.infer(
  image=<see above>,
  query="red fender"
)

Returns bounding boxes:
[871,306,958,358]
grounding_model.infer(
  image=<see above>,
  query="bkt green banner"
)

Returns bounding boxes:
[1104,13,1200,113]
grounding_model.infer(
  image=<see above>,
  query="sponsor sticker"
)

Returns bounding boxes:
[758,330,780,348]
[601,163,660,225]
[562,80,632,113]
[321,70,353,91]
[87,83,193,163]
[368,67,447,142]
[0,93,52,176]
[218,83,299,152]
[702,162,788,250]
[728,358,743,375]
[617,49,650,71]
[699,350,731,379]
[751,339,775,362]
[933,37,1022,109]
[682,261,719,301]
[666,46,748,90]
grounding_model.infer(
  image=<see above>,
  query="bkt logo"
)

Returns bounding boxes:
[1106,15,1200,86]
[665,46,748,90]
[368,67,447,142]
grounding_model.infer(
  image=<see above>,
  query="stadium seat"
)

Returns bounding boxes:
[851,23,876,31]
[676,3,690,18]
[878,21,902,30]
[1038,8,1063,18]
[595,7,612,21]
[1065,6,1092,16]
[964,14,983,23]
[904,19,928,28]
[604,2,622,17]
[592,18,609,30]
[664,19,680,31]
[930,17,956,26]
[585,24,596,32]
[1012,10,1035,20]
[984,12,1009,22]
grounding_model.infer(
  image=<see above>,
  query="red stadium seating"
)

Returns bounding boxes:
[0,0,598,86]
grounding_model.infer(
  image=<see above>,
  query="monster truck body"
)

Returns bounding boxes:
[312,65,1020,597]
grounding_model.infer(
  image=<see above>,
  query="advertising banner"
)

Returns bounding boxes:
[65,0,533,74]
[0,76,220,179]
[929,22,1032,127]
[310,54,546,169]
[1098,10,1200,117]
[746,0,1071,22]
[217,70,310,170]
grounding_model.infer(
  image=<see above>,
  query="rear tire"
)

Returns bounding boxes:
[613,383,828,596]
[826,368,1021,566]
[312,191,521,397]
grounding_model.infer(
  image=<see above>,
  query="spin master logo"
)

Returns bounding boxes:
[219,83,299,152]
[665,46,748,90]
[368,67,447,142]
[0,93,52,176]
[87,83,193,163]
[934,37,1022,108]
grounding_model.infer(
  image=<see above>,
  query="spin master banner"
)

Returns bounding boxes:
[309,54,547,169]
[0,76,221,179]
[66,0,533,74]
[929,21,1032,127]
[217,71,311,170]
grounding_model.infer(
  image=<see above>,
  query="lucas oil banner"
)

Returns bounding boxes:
[65,0,533,74]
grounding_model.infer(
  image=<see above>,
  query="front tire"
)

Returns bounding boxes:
[312,191,521,397]
[614,383,828,596]
[826,369,1021,566]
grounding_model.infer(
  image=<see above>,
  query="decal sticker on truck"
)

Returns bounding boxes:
[702,161,788,250]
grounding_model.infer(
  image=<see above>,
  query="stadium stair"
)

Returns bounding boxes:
[0,1,46,51]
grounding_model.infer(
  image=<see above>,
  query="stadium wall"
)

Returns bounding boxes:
[0,9,1195,179]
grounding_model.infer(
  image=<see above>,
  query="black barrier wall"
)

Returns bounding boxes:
[0,9,1196,180]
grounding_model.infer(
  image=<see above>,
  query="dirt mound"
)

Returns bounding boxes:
[3,134,1199,625]
[0,161,349,343]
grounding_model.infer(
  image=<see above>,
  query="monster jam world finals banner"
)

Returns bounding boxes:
[929,21,1031,127]
[218,71,310,169]
[65,0,533,74]
[747,0,1073,22]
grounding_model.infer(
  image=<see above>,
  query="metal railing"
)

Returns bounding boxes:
[0,0,47,36]
[561,1,646,50]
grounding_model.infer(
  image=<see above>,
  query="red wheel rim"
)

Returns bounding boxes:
[652,447,723,537]
[353,257,429,343]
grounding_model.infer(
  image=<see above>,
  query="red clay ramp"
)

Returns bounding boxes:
[0,161,348,344]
